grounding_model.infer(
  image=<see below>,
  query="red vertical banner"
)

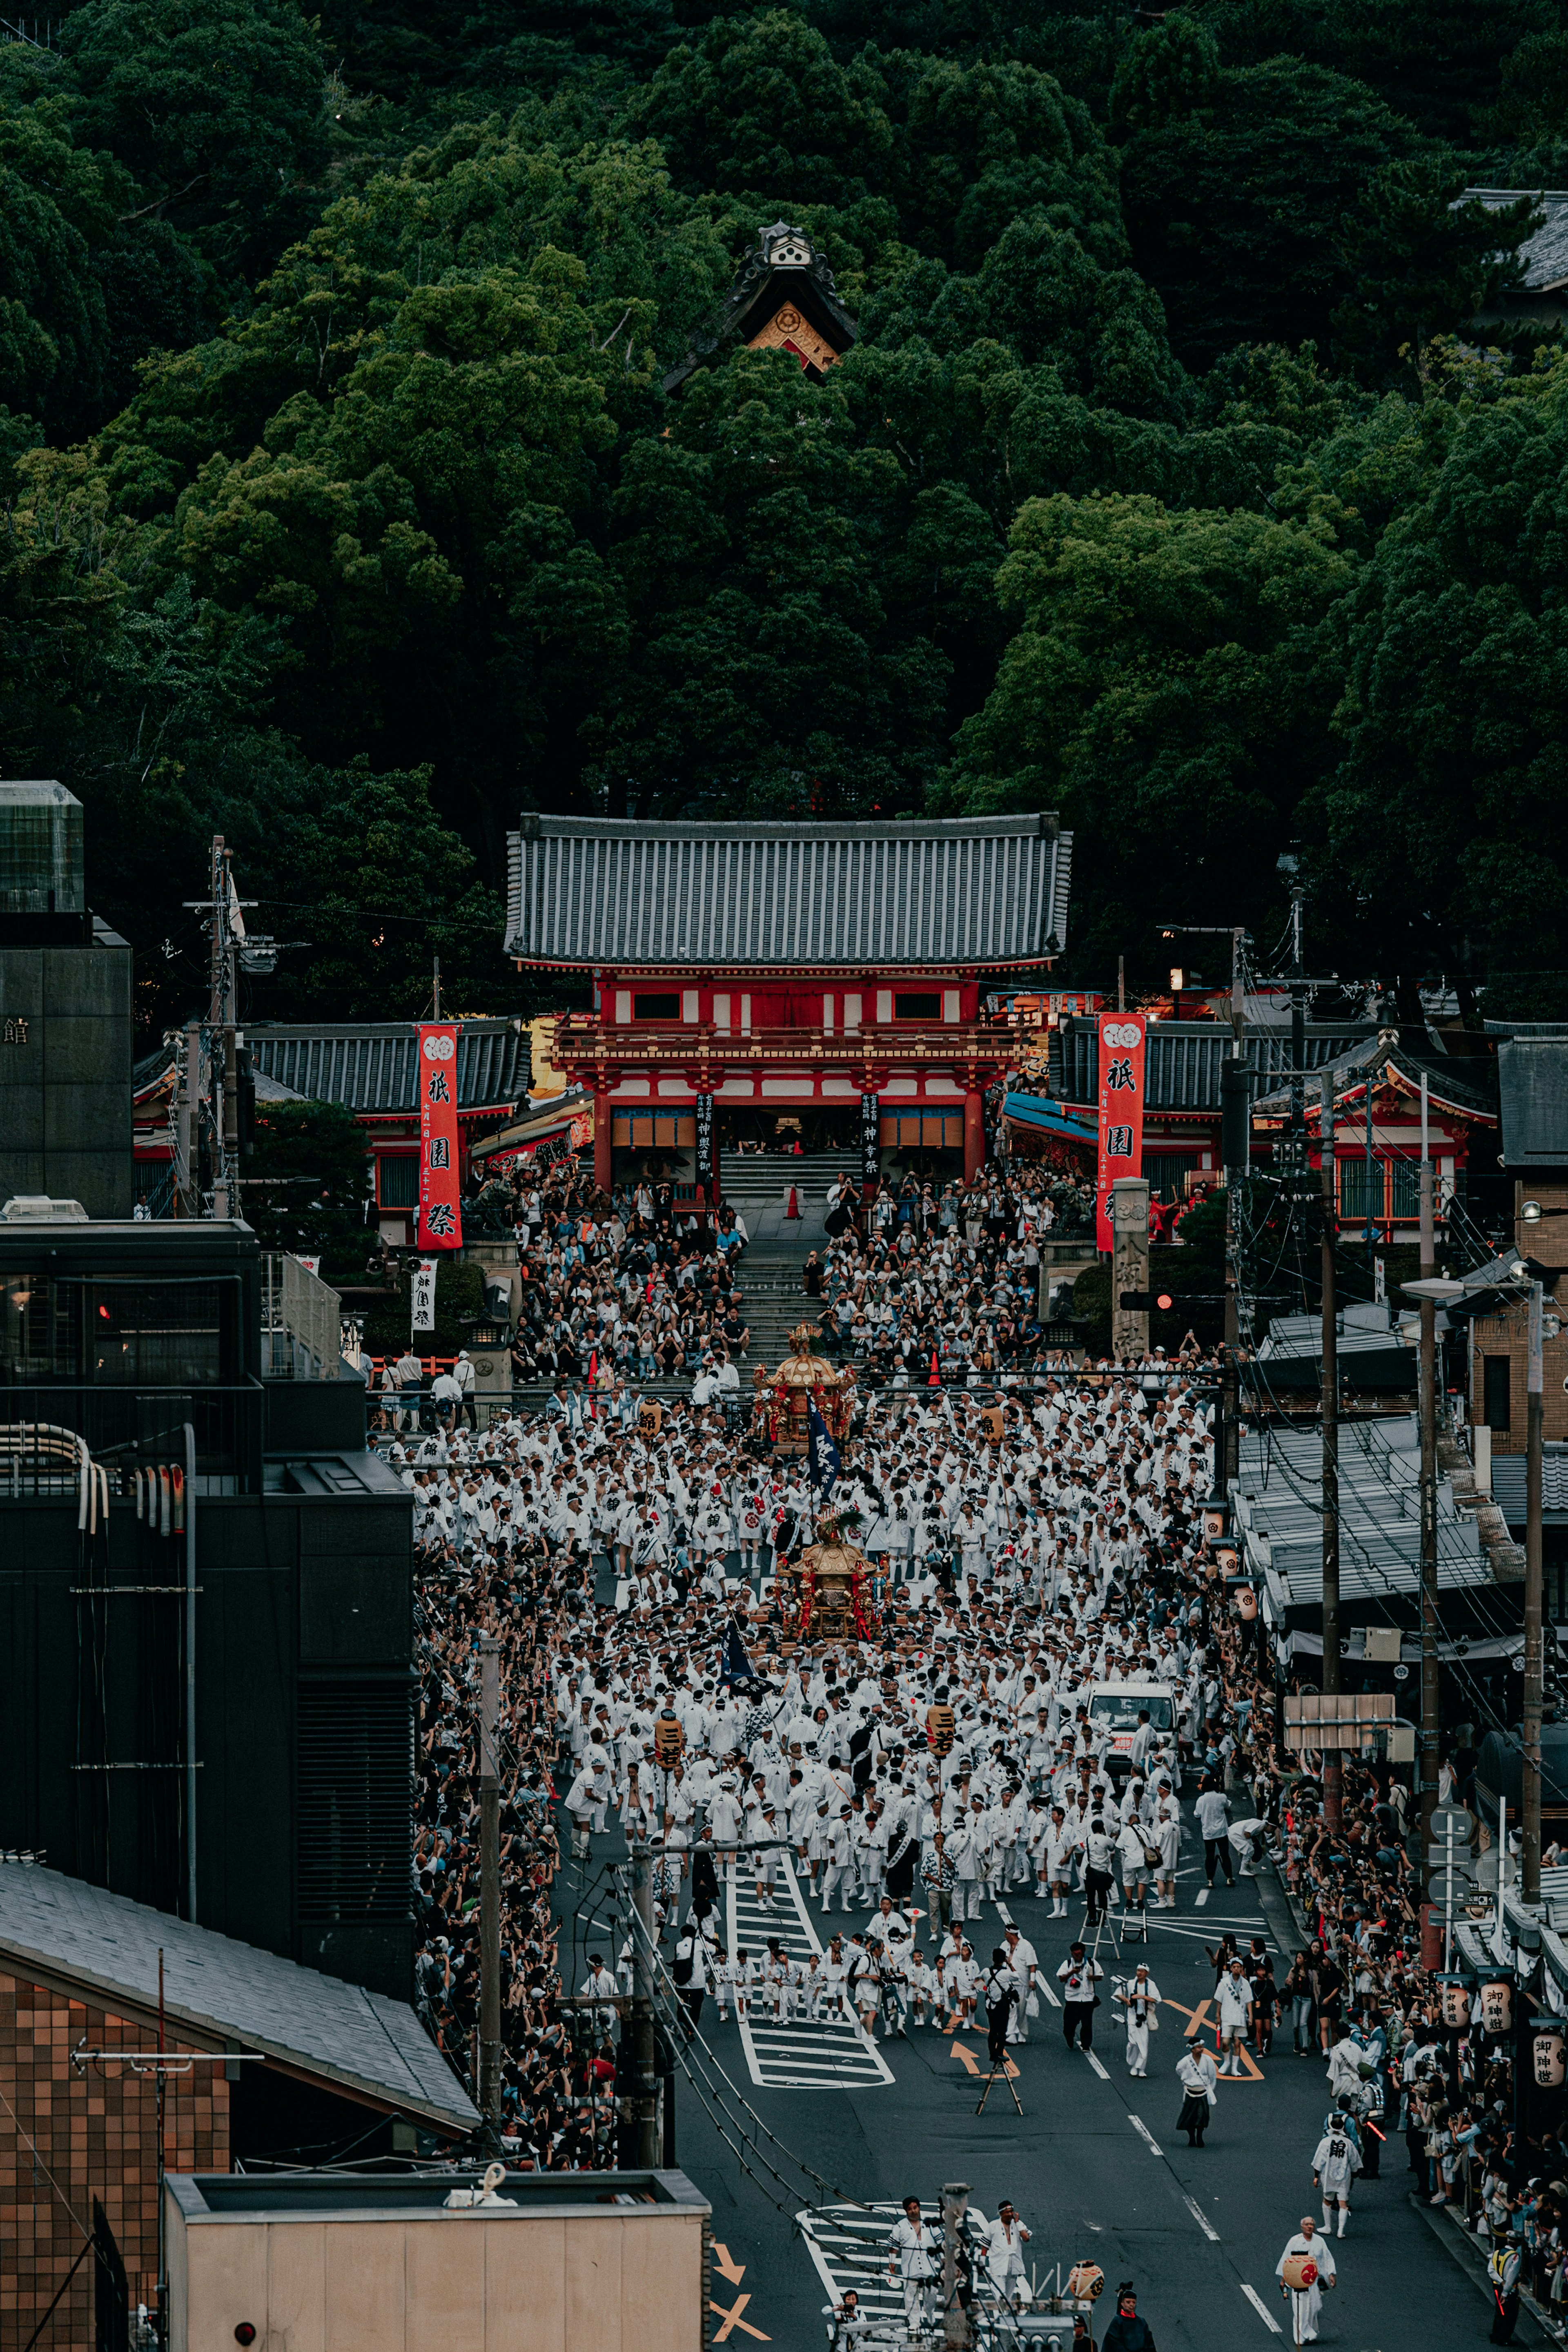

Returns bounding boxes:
[1096,1012,1147,1251]
[417,1023,463,1249]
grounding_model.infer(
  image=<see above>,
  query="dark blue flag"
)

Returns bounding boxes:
[719,1616,764,1693]
[807,1400,840,1500]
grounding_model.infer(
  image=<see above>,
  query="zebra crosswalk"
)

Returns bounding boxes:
[724,1863,895,2091]
[798,2201,915,2339]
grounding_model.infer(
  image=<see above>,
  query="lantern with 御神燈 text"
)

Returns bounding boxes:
[1534,2026,1566,2088]
[1440,1978,1470,2029]
[1480,1977,1514,2036]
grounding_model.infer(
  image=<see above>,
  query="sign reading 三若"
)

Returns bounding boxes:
[1096,1013,1146,1251]
[417,1023,463,1250]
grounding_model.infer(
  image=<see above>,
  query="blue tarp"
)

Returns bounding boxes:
[1002,1090,1096,1144]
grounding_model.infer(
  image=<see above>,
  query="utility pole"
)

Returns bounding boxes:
[941,2182,971,2349]
[1526,1277,1545,1903]
[433,956,442,1020]
[183,836,253,1218]
[1220,928,1250,1498]
[479,1633,502,2136]
[629,1840,659,2166]
[1288,874,1306,1143]
[1418,1076,1442,1906]
[1320,1075,1341,1832]
[175,1020,201,1218]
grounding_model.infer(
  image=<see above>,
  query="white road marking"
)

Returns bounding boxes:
[725,1868,895,2091]
[1083,2049,1110,2080]
[1241,2283,1283,2334]
[1194,1887,1209,1906]
[1183,2194,1221,2243]
[1127,2114,1161,2152]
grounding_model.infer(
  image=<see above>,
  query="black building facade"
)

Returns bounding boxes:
[0,1215,414,2003]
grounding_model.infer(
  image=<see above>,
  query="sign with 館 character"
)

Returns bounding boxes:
[1096,1014,1146,1251]
[417,1024,464,1250]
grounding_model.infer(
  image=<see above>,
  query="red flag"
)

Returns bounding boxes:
[416,1023,463,1251]
[1095,1012,1147,1251]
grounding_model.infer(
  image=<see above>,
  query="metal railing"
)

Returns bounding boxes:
[549,1014,1025,1075]
[261,1253,345,1380]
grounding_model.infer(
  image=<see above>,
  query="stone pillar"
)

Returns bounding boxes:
[593,1087,612,1197]
[963,1087,984,1183]
[1111,1175,1152,1359]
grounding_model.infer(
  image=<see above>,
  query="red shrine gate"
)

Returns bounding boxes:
[504,816,1074,1197]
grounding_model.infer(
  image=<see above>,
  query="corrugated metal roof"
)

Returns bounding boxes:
[1499,1039,1568,1166]
[1491,1444,1568,1527]
[0,1861,477,2132]
[1236,1416,1487,1604]
[1258,1302,1413,1360]
[504,816,1071,968]
[245,1022,528,1114]
[1053,1021,1371,1112]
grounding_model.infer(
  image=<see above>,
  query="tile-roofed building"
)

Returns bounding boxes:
[132,1019,530,1240]
[1465,187,1568,327]
[508,815,1074,1190]
[506,814,1072,972]
[1043,1016,1376,1210]
[662,219,858,394]
[0,1858,476,2346]
[0,1859,474,2129]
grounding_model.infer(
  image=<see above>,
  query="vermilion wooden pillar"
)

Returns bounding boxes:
[964,1086,984,1180]
[593,1088,612,1195]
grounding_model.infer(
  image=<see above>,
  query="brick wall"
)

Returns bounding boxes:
[1469,1182,1568,1454]
[0,1971,228,2349]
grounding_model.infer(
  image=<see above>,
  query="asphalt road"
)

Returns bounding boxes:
[554,1796,1544,2352]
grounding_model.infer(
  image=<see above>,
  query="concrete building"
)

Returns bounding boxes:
[0,780,133,1217]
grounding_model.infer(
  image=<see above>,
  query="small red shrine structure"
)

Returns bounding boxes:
[504,815,1073,1196]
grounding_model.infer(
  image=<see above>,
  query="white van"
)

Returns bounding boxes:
[1087,1680,1181,1791]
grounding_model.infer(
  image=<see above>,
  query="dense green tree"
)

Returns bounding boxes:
[936,488,1352,974]
[1119,58,1425,371]
[586,342,951,813]
[1333,167,1539,384]
[1108,11,1218,134]
[627,9,893,203]
[0,93,118,430]
[240,1099,372,1281]
[891,55,1124,270]
[1323,375,1568,982]
[61,0,329,281]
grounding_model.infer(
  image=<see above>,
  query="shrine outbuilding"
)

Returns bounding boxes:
[503,814,1073,1198]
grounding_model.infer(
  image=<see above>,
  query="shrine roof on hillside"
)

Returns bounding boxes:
[504,815,1072,971]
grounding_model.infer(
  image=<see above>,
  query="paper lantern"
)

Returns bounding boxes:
[1440,1978,1470,2029]
[1480,1978,1513,2036]
[653,1709,685,1769]
[1281,2256,1319,2293]
[926,1703,956,1757]
[1067,2264,1104,2303]
[1535,2028,1566,2088]
[1234,1586,1258,1620]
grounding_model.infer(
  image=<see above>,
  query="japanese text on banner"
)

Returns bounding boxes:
[1096,1012,1146,1250]
[417,1023,464,1250]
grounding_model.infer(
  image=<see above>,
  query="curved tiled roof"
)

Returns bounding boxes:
[505,816,1072,970]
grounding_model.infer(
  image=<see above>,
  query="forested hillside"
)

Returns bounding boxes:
[3,0,1566,1020]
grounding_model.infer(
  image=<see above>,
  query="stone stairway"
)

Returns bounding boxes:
[732,1238,820,1371]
